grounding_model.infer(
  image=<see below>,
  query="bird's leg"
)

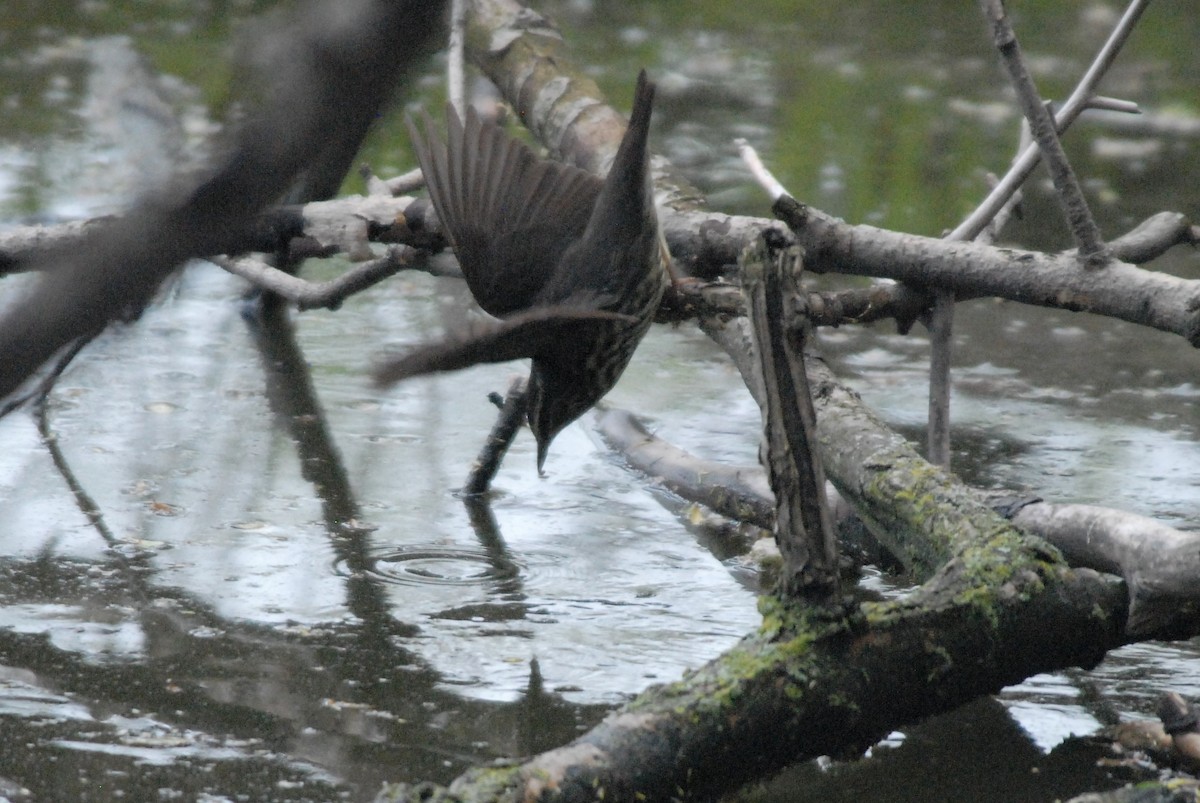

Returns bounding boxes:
[658,226,690,289]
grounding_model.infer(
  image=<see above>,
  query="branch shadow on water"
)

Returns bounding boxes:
[242,294,412,637]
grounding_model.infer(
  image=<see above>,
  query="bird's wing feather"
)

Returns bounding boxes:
[373,306,636,386]
[406,107,603,317]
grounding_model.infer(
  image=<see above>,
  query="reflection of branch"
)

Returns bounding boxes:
[245,304,360,533]
[214,246,413,311]
[35,393,118,546]
[462,496,526,600]
[244,301,411,639]
[29,340,162,606]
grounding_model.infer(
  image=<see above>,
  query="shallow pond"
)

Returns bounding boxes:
[0,1,1198,801]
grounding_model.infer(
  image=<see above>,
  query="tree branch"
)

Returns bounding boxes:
[950,0,1152,242]
[742,235,838,599]
[214,245,413,311]
[979,0,1108,263]
[774,197,1200,346]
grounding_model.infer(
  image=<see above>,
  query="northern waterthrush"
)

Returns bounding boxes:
[376,70,664,471]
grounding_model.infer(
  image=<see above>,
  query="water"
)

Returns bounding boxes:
[0,1,1198,801]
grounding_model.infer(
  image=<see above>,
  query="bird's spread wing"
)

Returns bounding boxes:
[373,306,636,386]
[407,106,603,318]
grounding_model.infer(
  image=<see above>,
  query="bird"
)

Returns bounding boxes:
[375,70,665,473]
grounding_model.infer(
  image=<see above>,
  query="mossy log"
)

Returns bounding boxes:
[374,2,1196,800]
[379,332,1138,802]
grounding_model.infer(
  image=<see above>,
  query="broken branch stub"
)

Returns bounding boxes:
[741,232,839,602]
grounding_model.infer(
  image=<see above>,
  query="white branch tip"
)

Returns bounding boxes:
[736,138,789,203]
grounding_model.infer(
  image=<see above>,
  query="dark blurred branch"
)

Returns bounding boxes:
[0,0,446,409]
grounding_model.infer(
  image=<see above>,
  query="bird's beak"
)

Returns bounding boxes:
[536,438,549,477]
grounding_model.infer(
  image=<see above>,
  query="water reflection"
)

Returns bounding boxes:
[0,0,1198,801]
[0,258,761,799]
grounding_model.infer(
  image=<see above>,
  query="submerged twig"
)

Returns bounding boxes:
[463,377,528,495]
[926,291,954,468]
[598,406,778,532]
[927,113,1029,469]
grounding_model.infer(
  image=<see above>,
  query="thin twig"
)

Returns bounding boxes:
[214,245,412,311]
[952,0,1151,241]
[359,164,424,197]
[979,114,1031,247]
[736,138,788,202]
[979,0,1108,263]
[1088,96,1140,115]
[381,167,425,197]
[448,0,468,116]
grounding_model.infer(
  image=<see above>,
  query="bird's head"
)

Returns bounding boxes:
[527,363,590,475]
